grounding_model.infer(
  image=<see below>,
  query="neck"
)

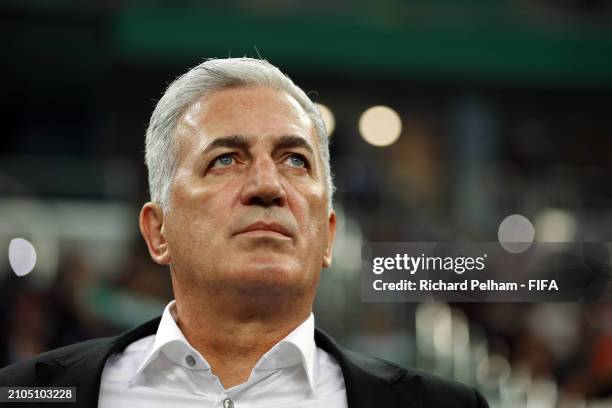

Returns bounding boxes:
[171,276,313,388]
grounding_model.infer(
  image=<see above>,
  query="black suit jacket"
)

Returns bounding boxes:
[0,317,488,407]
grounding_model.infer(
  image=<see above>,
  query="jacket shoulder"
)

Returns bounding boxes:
[315,328,488,407]
[0,316,161,388]
[0,337,112,386]
[415,368,488,407]
[342,349,488,407]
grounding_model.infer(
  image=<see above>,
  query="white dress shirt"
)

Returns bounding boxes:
[98,301,347,408]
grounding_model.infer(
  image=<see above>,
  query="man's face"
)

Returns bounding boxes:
[158,86,336,299]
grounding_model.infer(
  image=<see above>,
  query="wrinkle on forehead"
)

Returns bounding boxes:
[206,87,309,127]
[173,86,316,162]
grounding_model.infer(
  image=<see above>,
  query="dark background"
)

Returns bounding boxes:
[2,1,612,406]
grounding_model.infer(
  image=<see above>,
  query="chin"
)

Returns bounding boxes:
[229,262,300,294]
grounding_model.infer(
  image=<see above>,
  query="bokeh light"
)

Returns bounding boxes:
[8,237,37,276]
[534,208,577,242]
[498,214,535,254]
[358,105,402,147]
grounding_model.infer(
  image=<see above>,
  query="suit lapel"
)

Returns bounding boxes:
[315,328,423,408]
[34,317,162,408]
[34,342,114,408]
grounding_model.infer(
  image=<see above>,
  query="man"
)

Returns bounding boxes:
[0,58,488,407]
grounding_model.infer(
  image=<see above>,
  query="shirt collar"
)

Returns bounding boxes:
[254,309,317,393]
[130,301,210,387]
[130,300,318,394]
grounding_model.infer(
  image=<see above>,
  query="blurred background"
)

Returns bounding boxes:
[2,1,612,406]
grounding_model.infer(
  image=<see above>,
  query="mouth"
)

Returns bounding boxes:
[237,222,293,239]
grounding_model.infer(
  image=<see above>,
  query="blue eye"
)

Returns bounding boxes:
[287,154,306,168]
[213,154,235,167]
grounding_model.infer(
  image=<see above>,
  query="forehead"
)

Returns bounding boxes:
[175,86,317,151]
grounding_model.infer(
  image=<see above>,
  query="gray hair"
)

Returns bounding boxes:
[145,57,334,212]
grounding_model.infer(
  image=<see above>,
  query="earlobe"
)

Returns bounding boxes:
[139,203,171,265]
[322,210,337,268]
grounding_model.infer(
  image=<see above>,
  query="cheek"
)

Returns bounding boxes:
[173,172,241,213]
[168,180,237,244]
[283,181,328,236]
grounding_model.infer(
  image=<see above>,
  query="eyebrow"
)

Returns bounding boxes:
[275,134,315,156]
[202,134,250,155]
[201,134,315,156]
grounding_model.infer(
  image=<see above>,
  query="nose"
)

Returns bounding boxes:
[239,157,287,207]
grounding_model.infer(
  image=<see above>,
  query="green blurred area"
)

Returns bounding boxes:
[4,0,612,88]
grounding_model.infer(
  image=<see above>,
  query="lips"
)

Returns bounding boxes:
[238,222,293,238]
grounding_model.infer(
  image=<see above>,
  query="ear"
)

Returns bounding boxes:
[139,202,171,265]
[322,209,337,268]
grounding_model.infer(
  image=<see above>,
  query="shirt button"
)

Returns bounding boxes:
[222,398,234,408]
[185,355,196,367]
